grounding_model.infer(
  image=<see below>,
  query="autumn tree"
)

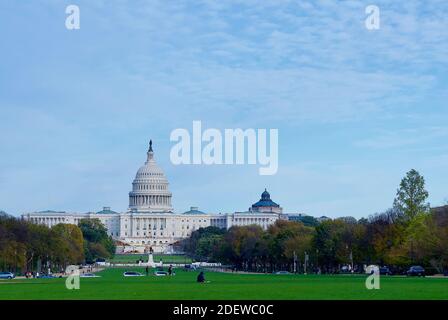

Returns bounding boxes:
[79,219,115,263]
[52,224,84,266]
[267,220,314,272]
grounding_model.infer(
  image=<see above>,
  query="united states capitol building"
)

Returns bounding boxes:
[22,141,300,253]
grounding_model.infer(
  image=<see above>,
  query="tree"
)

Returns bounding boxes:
[296,216,319,227]
[312,218,371,272]
[0,214,89,273]
[426,208,448,272]
[79,219,115,263]
[368,209,405,266]
[267,220,314,272]
[196,234,224,261]
[283,228,314,272]
[52,224,84,266]
[220,225,263,270]
[313,220,346,271]
[404,207,448,272]
[393,169,430,221]
[182,226,225,259]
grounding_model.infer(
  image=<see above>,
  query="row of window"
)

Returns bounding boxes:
[134,184,167,190]
[140,172,163,176]
[31,218,67,224]
[135,231,164,236]
[136,226,164,230]
[129,240,168,244]
[180,219,206,223]
[233,218,273,222]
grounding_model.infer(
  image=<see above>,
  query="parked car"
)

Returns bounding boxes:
[274,271,290,275]
[80,273,101,278]
[123,271,143,277]
[340,265,352,273]
[38,274,56,279]
[379,266,393,275]
[0,272,15,279]
[406,266,425,277]
[95,258,109,267]
[184,264,197,271]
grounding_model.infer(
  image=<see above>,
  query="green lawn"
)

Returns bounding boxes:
[109,254,192,264]
[0,268,447,300]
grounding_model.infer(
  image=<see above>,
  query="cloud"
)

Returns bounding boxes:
[0,0,447,216]
[354,126,448,149]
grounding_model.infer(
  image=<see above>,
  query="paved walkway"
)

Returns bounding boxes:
[9,266,105,279]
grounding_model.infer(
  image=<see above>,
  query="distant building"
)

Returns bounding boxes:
[287,213,309,222]
[22,141,287,253]
[317,216,331,222]
[249,189,283,214]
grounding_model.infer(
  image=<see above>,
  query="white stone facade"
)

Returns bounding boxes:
[22,141,283,253]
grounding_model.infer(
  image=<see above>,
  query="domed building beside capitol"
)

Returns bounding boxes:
[22,141,302,253]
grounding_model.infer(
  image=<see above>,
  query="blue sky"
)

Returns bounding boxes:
[0,0,447,218]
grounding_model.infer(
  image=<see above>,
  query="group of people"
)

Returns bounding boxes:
[25,271,37,278]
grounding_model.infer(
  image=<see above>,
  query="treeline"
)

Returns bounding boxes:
[183,170,448,274]
[78,219,116,264]
[0,215,115,273]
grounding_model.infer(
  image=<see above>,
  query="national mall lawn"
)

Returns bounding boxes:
[0,268,447,300]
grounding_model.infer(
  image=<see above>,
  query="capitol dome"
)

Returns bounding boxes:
[128,140,173,212]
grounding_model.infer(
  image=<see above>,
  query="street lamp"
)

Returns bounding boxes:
[304,251,309,275]
[293,251,297,274]
[346,244,353,273]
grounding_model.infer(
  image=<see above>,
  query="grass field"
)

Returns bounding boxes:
[108,254,192,264]
[0,268,447,300]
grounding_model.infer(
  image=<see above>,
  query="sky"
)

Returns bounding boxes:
[0,0,447,218]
